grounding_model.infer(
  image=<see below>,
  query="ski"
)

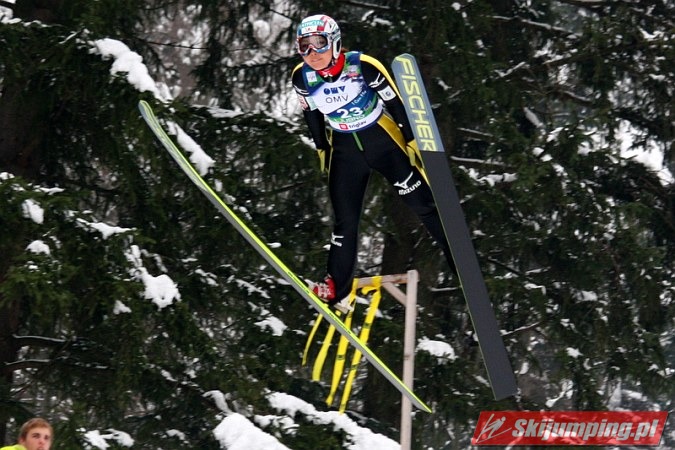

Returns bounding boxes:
[391,54,518,400]
[137,100,431,413]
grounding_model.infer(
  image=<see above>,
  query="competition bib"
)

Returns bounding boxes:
[303,52,383,132]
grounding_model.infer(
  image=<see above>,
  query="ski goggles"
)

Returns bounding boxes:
[296,33,330,56]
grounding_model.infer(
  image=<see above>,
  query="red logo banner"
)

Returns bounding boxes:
[472,411,668,446]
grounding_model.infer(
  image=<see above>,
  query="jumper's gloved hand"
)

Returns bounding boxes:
[317,148,331,173]
[404,139,423,169]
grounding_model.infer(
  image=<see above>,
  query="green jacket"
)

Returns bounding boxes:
[0,445,27,450]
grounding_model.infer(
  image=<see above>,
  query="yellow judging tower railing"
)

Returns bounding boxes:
[303,270,419,450]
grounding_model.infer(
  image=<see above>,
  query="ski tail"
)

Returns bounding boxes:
[138,100,432,413]
[391,54,518,400]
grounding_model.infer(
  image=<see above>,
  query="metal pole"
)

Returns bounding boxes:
[400,269,418,450]
[355,272,419,449]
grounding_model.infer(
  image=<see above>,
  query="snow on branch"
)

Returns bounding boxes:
[491,15,580,39]
[4,359,53,371]
[339,0,392,11]
[456,127,499,143]
[493,61,530,80]
[556,88,594,105]
[12,334,67,347]
[556,0,674,28]
[555,0,608,7]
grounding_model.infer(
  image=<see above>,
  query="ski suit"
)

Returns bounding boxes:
[292,51,452,300]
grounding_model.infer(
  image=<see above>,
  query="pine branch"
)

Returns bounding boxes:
[491,15,580,39]
[554,0,674,28]
[5,358,112,372]
[4,359,52,371]
[143,38,208,51]
[456,127,498,143]
[554,0,614,8]
[339,0,392,11]
[555,0,638,11]
[12,335,67,348]
[502,321,544,337]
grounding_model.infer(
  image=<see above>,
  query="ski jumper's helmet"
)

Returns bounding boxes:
[296,14,342,59]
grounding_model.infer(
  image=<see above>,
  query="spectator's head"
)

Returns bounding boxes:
[18,418,52,450]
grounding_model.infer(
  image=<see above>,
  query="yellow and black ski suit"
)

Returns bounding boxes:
[292,51,451,301]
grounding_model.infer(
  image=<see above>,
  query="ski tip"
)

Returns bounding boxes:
[418,401,433,414]
[492,385,519,402]
[405,389,432,413]
[393,53,415,63]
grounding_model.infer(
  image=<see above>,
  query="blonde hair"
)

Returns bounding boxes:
[19,418,52,441]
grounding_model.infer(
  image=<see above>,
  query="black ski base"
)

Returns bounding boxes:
[422,151,517,400]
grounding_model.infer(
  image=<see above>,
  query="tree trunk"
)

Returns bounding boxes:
[0,292,21,444]
[0,1,67,442]
[13,0,64,23]
[0,0,66,178]
[361,195,419,426]
[0,84,47,178]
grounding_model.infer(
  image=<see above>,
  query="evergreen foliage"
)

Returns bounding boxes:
[0,0,672,448]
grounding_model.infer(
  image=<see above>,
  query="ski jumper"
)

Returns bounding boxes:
[292,51,452,300]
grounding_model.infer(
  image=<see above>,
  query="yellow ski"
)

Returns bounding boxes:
[138,100,432,413]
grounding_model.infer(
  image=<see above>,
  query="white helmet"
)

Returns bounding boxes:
[296,14,342,59]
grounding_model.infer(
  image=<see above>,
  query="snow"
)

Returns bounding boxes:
[465,167,517,186]
[76,218,133,239]
[204,390,232,413]
[26,239,50,255]
[21,198,44,224]
[125,245,181,309]
[616,120,673,185]
[83,429,134,449]
[545,379,574,408]
[566,348,582,358]
[0,1,13,20]
[113,300,131,315]
[417,337,457,362]
[165,119,215,175]
[214,414,291,450]
[255,315,288,336]
[91,38,169,101]
[575,290,597,302]
[203,390,401,449]
[523,106,543,128]
[140,272,180,309]
[165,429,187,442]
[266,392,400,449]
[524,283,546,294]
[92,37,217,175]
